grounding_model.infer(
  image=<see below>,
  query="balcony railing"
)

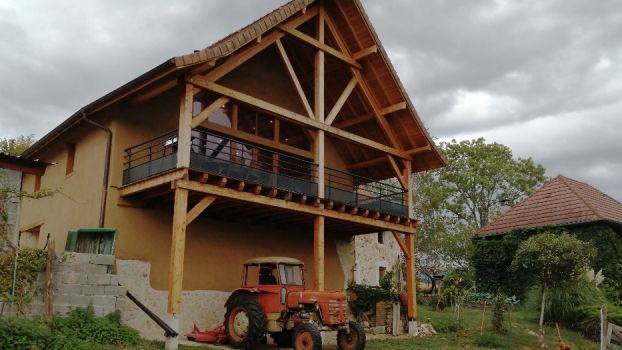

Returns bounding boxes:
[123,129,408,217]
[325,168,407,217]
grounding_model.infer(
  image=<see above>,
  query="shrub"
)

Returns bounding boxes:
[427,295,447,311]
[431,317,460,333]
[573,304,622,341]
[0,307,141,350]
[348,269,400,313]
[545,276,605,324]
[473,333,507,348]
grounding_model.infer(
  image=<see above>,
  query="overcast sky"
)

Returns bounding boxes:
[0,0,620,201]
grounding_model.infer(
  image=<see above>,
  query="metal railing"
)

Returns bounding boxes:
[189,129,319,197]
[123,130,179,185]
[122,129,409,217]
[325,167,408,217]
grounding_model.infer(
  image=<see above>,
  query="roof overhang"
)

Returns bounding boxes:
[474,218,622,240]
[0,152,54,176]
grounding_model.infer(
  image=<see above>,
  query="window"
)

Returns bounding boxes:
[66,143,76,175]
[379,267,387,283]
[279,264,305,286]
[378,232,384,244]
[245,265,259,286]
[20,226,41,249]
[34,175,41,192]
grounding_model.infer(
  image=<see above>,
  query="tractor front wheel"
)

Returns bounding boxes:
[224,297,266,349]
[337,321,366,350]
[292,323,322,350]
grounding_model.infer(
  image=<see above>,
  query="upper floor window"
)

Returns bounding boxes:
[34,175,41,192]
[66,143,76,175]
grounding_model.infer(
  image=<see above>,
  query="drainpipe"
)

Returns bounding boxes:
[82,112,112,228]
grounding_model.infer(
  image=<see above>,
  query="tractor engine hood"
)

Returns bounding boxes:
[287,291,348,326]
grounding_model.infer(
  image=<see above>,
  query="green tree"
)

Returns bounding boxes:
[414,138,547,270]
[0,134,36,156]
[511,233,596,331]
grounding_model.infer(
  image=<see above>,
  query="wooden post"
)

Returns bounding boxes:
[405,231,417,323]
[176,80,194,168]
[44,238,55,323]
[314,2,325,198]
[168,188,188,314]
[403,160,413,219]
[314,215,325,291]
[602,304,608,350]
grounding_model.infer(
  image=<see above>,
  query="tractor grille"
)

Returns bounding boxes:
[321,299,348,325]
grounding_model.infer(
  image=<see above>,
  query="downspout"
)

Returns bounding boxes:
[82,112,112,228]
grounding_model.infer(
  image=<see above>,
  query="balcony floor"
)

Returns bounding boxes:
[118,168,417,237]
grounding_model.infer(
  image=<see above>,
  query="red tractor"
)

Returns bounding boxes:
[224,257,366,350]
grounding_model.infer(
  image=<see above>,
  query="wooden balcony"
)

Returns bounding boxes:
[118,129,417,237]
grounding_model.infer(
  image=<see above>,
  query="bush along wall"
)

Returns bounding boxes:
[472,224,622,303]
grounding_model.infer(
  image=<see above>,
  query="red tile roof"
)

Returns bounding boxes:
[479,175,622,236]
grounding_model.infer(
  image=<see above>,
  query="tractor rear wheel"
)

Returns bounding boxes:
[337,321,366,350]
[224,297,266,349]
[271,331,293,348]
[292,323,322,350]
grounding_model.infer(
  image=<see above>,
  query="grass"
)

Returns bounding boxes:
[115,305,599,349]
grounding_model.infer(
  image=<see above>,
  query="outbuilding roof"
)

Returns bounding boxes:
[479,175,622,236]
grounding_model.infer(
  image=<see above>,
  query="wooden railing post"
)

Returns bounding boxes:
[406,231,418,334]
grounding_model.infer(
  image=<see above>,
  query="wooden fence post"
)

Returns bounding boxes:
[602,304,608,350]
[44,239,55,324]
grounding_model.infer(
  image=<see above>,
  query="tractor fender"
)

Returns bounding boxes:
[224,288,260,307]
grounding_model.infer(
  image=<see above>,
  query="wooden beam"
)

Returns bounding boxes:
[391,231,411,260]
[0,159,47,176]
[349,207,358,215]
[325,76,358,126]
[251,185,262,195]
[276,25,362,70]
[199,7,319,86]
[406,145,432,155]
[321,7,348,53]
[382,102,407,115]
[199,173,209,183]
[314,215,325,291]
[118,169,188,197]
[129,80,178,105]
[359,209,369,218]
[191,96,229,128]
[188,79,412,160]
[404,160,414,219]
[350,68,402,150]
[186,195,217,225]
[405,232,417,320]
[387,155,407,189]
[333,104,405,130]
[168,188,188,314]
[315,10,326,199]
[346,156,387,171]
[352,45,378,61]
[174,179,418,234]
[201,120,314,159]
[177,82,194,168]
[276,39,315,119]
[188,60,216,76]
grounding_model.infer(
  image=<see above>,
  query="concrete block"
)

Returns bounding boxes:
[55,294,94,308]
[53,304,73,315]
[55,273,88,285]
[105,285,126,296]
[56,262,85,274]
[92,296,117,308]
[26,303,44,316]
[94,306,116,317]
[115,297,127,310]
[87,274,111,285]
[64,252,93,264]
[90,254,115,266]
[82,285,106,295]
[110,275,119,285]
[85,264,108,275]
[55,283,82,295]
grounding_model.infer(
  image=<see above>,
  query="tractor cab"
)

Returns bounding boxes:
[242,257,306,288]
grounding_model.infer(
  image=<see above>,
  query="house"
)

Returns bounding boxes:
[0,153,52,248]
[16,0,446,344]
[478,174,622,238]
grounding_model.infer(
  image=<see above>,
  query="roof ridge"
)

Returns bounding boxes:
[478,176,557,234]
[558,175,604,219]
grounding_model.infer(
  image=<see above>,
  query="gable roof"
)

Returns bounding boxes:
[22,0,446,179]
[479,175,622,236]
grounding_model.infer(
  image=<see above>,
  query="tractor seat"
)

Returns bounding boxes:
[259,267,277,285]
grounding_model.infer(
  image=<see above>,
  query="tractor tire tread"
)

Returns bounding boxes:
[224,297,266,350]
[337,321,366,350]
[292,323,322,350]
